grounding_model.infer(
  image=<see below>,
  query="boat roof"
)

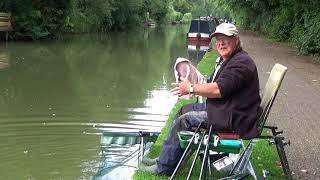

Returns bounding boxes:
[188,18,218,34]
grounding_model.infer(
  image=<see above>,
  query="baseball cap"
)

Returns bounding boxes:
[212,23,238,37]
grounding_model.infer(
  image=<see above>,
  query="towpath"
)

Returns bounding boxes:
[241,32,320,179]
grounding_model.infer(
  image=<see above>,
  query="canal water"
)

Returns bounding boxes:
[0,25,208,179]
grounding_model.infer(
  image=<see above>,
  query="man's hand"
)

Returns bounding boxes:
[170,78,191,97]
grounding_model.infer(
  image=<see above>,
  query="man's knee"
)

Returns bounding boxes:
[177,111,207,129]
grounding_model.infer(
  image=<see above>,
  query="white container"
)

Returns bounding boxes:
[212,156,234,172]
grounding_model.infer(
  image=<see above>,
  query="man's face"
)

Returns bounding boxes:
[215,34,239,60]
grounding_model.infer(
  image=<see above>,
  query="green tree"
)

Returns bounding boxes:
[211,0,320,55]
[143,0,169,23]
[1,0,70,39]
[172,0,191,14]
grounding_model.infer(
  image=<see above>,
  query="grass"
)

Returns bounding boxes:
[133,50,286,179]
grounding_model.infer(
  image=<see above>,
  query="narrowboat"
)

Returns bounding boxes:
[187,17,219,43]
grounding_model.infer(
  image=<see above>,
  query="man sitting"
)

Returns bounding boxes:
[141,23,261,176]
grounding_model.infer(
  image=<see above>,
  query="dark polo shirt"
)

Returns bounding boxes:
[206,48,261,139]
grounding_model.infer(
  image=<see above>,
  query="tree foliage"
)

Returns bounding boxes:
[0,0,211,39]
[1,0,70,40]
[69,0,115,32]
[172,0,191,14]
[0,0,169,39]
[143,0,168,24]
[213,0,320,55]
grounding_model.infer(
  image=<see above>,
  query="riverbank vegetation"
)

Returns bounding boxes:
[213,0,320,55]
[0,0,202,40]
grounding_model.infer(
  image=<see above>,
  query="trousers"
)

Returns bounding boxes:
[156,103,207,175]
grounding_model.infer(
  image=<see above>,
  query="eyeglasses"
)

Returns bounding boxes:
[215,36,234,43]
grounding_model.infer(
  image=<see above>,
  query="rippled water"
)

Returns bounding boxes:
[0,25,208,179]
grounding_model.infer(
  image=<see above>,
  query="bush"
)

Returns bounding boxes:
[206,0,320,55]
[181,12,192,23]
[174,11,183,21]
[69,0,116,32]
[269,8,294,41]
[289,24,304,49]
[165,4,182,23]
[1,0,169,38]
[299,13,320,54]
[12,10,50,40]
[1,0,70,40]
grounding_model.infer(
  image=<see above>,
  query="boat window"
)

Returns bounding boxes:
[189,20,199,33]
[189,20,211,33]
[199,21,210,33]
[209,21,214,33]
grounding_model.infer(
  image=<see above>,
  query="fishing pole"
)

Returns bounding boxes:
[186,129,205,180]
[199,125,213,180]
[169,121,204,180]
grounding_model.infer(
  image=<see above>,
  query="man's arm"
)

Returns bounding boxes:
[171,58,253,99]
[193,82,221,98]
[215,60,254,98]
[170,79,221,98]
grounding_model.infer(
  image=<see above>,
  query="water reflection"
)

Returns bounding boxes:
[91,88,176,179]
[0,25,189,179]
[187,41,210,65]
[0,47,10,70]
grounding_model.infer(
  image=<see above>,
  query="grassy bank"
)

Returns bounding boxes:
[133,50,286,179]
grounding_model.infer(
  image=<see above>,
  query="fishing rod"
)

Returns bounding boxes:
[102,131,160,138]
[99,140,155,173]
[96,145,142,177]
[199,125,213,180]
[186,129,205,180]
[169,121,204,180]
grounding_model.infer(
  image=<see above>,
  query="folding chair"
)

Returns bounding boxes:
[170,63,292,180]
[256,63,292,179]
